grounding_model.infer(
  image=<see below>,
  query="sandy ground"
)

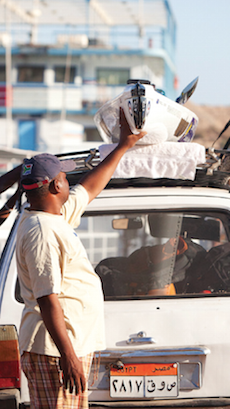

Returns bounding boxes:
[186,101,230,149]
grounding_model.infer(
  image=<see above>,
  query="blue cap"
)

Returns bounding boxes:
[21,153,76,190]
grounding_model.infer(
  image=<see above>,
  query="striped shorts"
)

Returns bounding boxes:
[21,352,93,409]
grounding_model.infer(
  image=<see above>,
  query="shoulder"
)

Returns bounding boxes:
[18,210,60,244]
[61,184,89,226]
[69,183,89,202]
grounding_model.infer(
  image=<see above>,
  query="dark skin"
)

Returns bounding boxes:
[34,110,146,395]
[38,293,85,394]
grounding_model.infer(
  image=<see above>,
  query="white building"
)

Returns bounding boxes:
[0,0,177,170]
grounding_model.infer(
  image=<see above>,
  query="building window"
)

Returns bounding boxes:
[0,66,5,82]
[97,68,130,85]
[54,66,76,83]
[18,66,44,83]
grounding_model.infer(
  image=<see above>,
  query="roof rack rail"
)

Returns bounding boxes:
[203,147,230,175]
[16,145,230,215]
[56,148,100,172]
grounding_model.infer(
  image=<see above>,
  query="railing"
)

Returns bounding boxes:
[1,25,174,59]
[0,83,126,114]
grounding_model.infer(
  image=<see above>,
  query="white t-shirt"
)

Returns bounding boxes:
[16,184,106,357]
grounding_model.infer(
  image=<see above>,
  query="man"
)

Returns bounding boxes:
[16,110,145,409]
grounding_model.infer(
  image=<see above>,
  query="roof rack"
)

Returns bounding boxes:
[57,146,230,191]
[56,148,100,172]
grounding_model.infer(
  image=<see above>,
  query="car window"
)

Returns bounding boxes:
[77,211,230,299]
[14,210,230,303]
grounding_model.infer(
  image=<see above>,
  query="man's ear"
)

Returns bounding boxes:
[50,179,60,193]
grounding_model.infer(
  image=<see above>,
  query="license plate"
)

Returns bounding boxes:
[110,363,178,398]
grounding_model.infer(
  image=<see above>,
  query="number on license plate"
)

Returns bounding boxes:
[110,363,178,398]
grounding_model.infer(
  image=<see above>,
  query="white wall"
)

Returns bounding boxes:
[38,119,84,154]
[0,119,18,148]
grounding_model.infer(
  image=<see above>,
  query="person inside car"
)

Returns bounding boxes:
[95,235,206,297]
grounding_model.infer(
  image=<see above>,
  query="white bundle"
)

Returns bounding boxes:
[99,142,206,181]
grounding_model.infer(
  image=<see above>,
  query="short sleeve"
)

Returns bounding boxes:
[61,184,89,227]
[23,229,62,300]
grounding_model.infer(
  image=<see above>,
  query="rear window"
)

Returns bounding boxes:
[77,211,230,299]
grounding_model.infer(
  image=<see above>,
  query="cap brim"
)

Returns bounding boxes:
[60,159,76,173]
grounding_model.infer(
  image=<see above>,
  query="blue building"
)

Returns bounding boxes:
[0,0,177,155]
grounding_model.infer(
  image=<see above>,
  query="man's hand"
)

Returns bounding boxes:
[60,352,86,394]
[79,108,146,202]
[118,108,146,150]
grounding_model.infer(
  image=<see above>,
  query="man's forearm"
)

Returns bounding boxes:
[37,293,75,357]
[79,144,129,202]
[37,293,86,394]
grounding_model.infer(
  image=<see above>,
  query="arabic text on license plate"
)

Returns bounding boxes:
[110,363,178,398]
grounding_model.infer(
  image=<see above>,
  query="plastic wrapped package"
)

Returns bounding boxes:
[94,81,199,145]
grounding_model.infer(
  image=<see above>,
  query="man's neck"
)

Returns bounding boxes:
[29,203,62,215]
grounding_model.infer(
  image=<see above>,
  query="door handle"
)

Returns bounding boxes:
[126,331,156,345]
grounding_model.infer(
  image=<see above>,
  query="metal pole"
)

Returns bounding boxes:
[5,1,12,149]
[60,38,72,148]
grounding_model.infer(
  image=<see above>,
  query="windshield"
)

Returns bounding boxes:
[77,210,230,299]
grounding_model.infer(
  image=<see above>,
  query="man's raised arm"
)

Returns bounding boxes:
[79,109,146,203]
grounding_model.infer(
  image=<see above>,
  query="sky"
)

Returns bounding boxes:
[169,0,230,106]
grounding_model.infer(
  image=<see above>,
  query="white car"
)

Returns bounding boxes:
[1,147,230,408]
